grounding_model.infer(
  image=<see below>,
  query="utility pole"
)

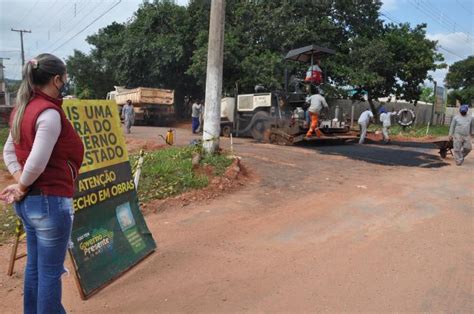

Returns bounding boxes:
[11,28,32,66]
[0,57,11,93]
[431,81,437,125]
[202,0,225,154]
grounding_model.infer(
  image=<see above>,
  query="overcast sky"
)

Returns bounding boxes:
[1,0,473,87]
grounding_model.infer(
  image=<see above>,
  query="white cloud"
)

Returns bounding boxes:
[427,32,474,64]
[425,32,473,86]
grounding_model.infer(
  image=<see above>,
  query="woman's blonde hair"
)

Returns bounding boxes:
[11,53,66,143]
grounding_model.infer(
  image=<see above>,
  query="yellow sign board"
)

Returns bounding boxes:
[63,100,128,173]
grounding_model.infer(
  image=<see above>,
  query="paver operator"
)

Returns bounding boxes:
[449,104,473,166]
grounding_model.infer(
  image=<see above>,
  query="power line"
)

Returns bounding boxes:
[381,10,465,62]
[408,0,473,43]
[19,0,40,25]
[438,45,464,60]
[33,0,94,50]
[456,0,473,15]
[51,0,122,53]
[380,11,401,24]
[40,1,74,30]
[40,1,107,52]
[27,0,61,30]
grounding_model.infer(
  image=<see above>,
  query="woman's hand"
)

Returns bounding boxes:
[12,171,22,183]
[0,184,28,204]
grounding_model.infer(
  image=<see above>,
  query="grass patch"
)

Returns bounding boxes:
[0,127,9,151]
[131,145,233,202]
[0,204,17,243]
[368,124,449,138]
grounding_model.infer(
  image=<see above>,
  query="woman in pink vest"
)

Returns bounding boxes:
[1,53,84,314]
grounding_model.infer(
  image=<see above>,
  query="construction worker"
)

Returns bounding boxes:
[197,100,205,133]
[305,60,323,85]
[122,99,135,134]
[305,88,328,138]
[449,104,473,166]
[191,100,202,134]
[358,108,374,144]
[379,107,397,144]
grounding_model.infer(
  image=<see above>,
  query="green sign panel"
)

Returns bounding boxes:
[63,100,156,298]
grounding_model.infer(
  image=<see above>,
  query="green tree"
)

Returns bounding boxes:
[66,50,115,99]
[116,0,199,116]
[333,23,444,116]
[5,79,21,93]
[66,22,126,99]
[187,0,383,94]
[445,55,474,105]
[419,86,435,103]
[65,0,442,117]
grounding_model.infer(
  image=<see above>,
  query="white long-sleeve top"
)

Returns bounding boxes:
[380,112,397,127]
[449,114,473,137]
[3,109,61,187]
[358,110,374,125]
[306,94,328,114]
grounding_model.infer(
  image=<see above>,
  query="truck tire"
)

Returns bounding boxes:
[250,111,271,141]
[397,109,416,127]
[222,125,232,137]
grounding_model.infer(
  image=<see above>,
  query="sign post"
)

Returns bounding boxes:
[434,84,446,124]
[63,100,156,299]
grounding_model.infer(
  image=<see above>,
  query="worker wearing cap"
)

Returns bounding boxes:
[449,104,473,166]
[379,107,397,144]
[305,88,328,138]
[358,108,374,144]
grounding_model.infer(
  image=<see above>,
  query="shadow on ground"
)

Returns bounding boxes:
[297,140,449,168]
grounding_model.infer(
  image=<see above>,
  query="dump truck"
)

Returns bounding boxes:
[220,44,356,145]
[112,87,175,125]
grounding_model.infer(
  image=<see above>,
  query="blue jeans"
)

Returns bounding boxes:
[14,195,73,314]
[192,117,200,133]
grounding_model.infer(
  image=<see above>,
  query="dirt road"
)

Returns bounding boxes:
[1,126,472,312]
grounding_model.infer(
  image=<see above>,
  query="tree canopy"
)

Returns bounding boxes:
[445,55,474,106]
[66,0,444,117]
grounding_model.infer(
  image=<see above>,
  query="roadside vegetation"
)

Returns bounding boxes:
[0,127,8,151]
[369,124,450,138]
[130,145,233,202]
[0,205,16,244]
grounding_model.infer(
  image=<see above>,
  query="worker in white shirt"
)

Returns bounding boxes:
[305,89,328,138]
[449,104,473,166]
[191,100,202,134]
[358,108,374,144]
[379,107,397,144]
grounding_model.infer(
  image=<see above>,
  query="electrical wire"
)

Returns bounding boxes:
[438,45,465,59]
[408,0,473,42]
[40,1,108,52]
[456,0,473,15]
[51,0,122,53]
[28,0,61,30]
[381,10,464,61]
[19,0,40,24]
[41,0,95,44]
